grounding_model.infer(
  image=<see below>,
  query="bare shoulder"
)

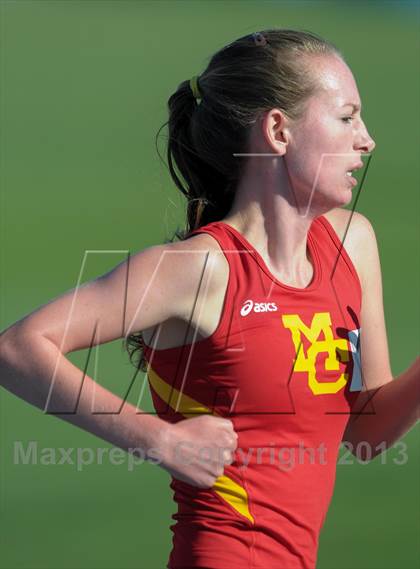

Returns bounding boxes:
[169,231,228,271]
[140,231,229,346]
[164,231,229,298]
[322,207,375,243]
[322,207,378,288]
[151,232,224,270]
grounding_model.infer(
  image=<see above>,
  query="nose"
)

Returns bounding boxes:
[356,122,376,154]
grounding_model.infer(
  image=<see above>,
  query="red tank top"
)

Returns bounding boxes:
[143,215,362,569]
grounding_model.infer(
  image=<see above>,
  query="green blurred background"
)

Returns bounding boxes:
[1,1,419,568]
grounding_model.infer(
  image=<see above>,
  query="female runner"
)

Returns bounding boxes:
[1,29,419,569]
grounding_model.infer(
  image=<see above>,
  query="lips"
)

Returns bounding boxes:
[349,162,363,170]
[344,161,362,188]
[346,161,363,173]
[346,174,358,187]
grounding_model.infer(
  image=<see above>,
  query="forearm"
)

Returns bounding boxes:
[0,332,168,460]
[345,356,420,459]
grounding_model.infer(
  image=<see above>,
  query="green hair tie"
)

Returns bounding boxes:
[189,75,202,100]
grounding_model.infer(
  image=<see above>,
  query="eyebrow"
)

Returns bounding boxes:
[342,103,362,112]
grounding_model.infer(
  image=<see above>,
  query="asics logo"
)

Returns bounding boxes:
[240,299,278,317]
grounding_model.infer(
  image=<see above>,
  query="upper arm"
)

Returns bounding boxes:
[342,212,394,441]
[1,242,206,355]
[352,212,393,391]
[327,208,394,392]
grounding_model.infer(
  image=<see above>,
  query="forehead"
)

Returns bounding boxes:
[310,55,361,109]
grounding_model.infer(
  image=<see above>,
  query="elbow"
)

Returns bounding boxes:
[1,321,26,351]
[0,327,19,366]
[0,324,44,389]
[0,328,25,390]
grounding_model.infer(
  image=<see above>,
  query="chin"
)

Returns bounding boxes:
[310,187,352,212]
[338,187,354,207]
[327,184,354,208]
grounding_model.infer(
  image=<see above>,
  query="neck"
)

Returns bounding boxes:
[222,160,322,288]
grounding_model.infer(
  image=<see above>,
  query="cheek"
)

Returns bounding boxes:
[312,129,349,178]
[288,122,347,187]
[295,126,337,171]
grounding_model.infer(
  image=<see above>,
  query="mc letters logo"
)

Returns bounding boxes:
[282,311,355,395]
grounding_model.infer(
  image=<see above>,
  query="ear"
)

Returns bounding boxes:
[262,108,290,154]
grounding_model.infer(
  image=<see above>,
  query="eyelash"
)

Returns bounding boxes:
[342,116,354,124]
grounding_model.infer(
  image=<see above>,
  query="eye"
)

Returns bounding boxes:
[342,116,354,124]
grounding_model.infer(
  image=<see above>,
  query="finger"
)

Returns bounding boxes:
[221,418,234,428]
[222,448,234,464]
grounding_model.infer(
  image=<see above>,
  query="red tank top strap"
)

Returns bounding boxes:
[313,214,362,303]
[184,221,248,344]
[187,221,238,248]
